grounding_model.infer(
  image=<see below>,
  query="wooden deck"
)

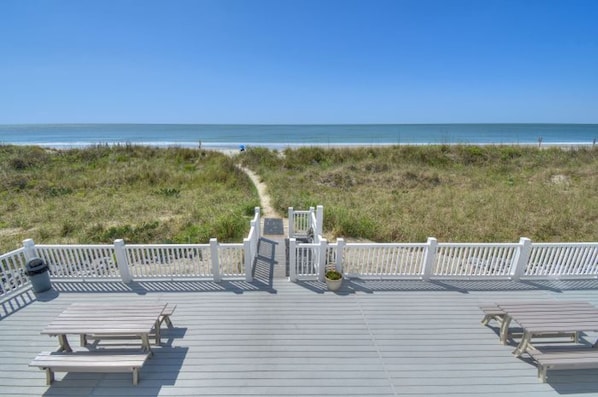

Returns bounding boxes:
[3,278,598,396]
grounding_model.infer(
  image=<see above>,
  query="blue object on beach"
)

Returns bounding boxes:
[239,144,245,152]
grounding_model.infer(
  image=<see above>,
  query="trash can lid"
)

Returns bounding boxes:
[26,257,46,269]
[25,258,49,276]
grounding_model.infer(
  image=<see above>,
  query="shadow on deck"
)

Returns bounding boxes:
[40,346,189,396]
[295,278,598,294]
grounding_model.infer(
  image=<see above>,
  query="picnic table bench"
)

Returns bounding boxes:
[482,301,598,382]
[30,350,150,385]
[480,304,506,326]
[497,301,598,355]
[529,346,598,382]
[480,302,585,345]
[31,302,174,385]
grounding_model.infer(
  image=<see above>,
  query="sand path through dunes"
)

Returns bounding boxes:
[240,167,279,219]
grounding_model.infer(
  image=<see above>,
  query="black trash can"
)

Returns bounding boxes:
[25,258,51,293]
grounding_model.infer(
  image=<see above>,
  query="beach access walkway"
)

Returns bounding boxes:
[240,166,279,220]
[241,166,289,279]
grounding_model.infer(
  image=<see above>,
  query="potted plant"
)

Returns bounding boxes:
[325,269,343,291]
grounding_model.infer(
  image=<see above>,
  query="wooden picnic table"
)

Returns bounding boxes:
[497,301,598,357]
[41,303,167,354]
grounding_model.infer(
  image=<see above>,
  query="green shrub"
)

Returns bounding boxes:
[213,211,247,242]
[242,145,598,242]
[0,145,257,252]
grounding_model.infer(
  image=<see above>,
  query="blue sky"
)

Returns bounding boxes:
[1,0,597,124]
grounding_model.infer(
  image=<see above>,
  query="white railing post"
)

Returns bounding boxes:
[318,238,328,282]
[336,238,345,273]
[250,219,257,245]
[288,207,294,237]
[113,239,133,283]
[512,237,532,281]
[254,206,261,237]
[422,237,438,281]
[316,205,324,236]
[210,238,221,282]
[22,239,37,261]
[243,238,253,282]
[289,238,297,281]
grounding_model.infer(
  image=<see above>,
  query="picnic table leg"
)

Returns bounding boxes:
[512,331,532,357]
[45,368,55,385]
[499,315,512,344]
[538,365,547,383]
[154,319,161,345]
[163,315,174,328]
[481,314,492,326]
[58,334,72,352]
[140,333,153,357]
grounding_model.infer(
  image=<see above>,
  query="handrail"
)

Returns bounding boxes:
[289,238,598,281]
[2,206,598,296]
[0,248,29,296]
[0,208,262,295]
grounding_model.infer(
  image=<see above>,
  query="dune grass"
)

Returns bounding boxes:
[0,145,259,253]
[2,144,596,254]
[238,145,598,243]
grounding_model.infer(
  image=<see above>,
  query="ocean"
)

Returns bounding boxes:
[0,123,597,150]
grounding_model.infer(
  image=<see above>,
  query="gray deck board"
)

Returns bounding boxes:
[3,279,598,396]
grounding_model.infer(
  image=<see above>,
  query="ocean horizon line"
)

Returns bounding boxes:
[2,122,598,127]
[1,123,596,148]
[3,141,595,151]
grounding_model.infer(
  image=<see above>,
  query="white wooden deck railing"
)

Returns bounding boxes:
[527,242,598,278]
[124,243,212,279]
[0,248,28,296]
[343,241,428,278]
[0,208,261,296]
[12,238,249,285]
[434,242,520,278]
[2,204,598,296]
[288,237,598,282]
[243,209,261,279]
[32,242,121,280]
[288,206,323,239]
[218,242,245,279]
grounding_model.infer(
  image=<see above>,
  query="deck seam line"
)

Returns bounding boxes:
[356,294,399,396]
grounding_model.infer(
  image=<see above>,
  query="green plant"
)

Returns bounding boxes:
[238,145,598,243]
[0,145,258,252]
[325,270,342,280]
[156,187,181,198]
